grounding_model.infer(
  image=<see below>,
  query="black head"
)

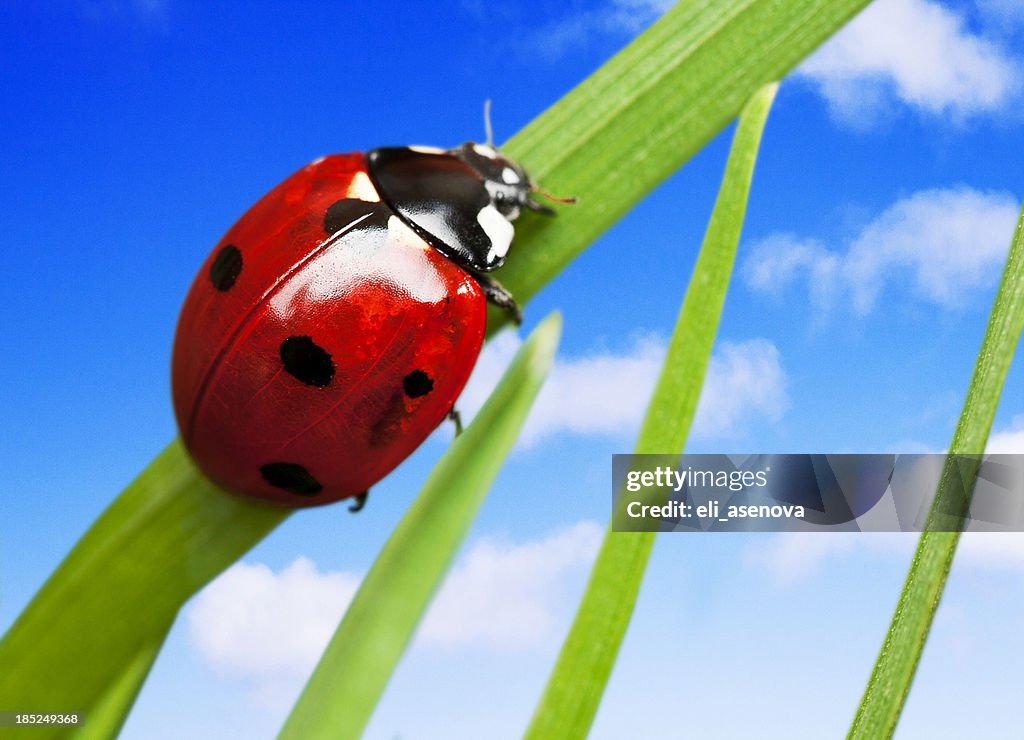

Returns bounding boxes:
[451,141,555,220]
[366,142,554,273]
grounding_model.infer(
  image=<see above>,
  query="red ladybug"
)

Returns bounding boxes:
[172,142,558,510]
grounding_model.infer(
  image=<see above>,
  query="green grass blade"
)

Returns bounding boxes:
[525,83,779,740]
[0,443,287,739]
[69,642,163,740]
[495,0,871,327]
[848,206,1024,739]
[279,313,562,740]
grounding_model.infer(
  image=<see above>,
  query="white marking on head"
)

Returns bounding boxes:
[501,167,520,184]
[473,143,498,159]
[478,205,514,265]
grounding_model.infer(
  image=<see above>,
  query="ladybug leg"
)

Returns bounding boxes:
[348,491,369,513]
[471,272,522,325]
[447,406,464,436]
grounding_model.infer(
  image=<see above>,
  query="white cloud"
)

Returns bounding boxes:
[456,334,787,445]
[799,0,1021,125]
[415,520,602,650]
[694,340,788,438]
[458,332,663,444]
[749,529,1024,586]
[958,533,1024,571]
[740,234,841,314]
[746,532,914,585]
[743,187,1020,316]
[187,522,602,700]
[986,415,1024,453]
[893,415,1024,456]
[187,557,360,680]
[529,0,672,59]
[845,187,1020,312]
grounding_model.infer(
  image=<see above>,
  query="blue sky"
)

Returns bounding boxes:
[3,0,1024,737]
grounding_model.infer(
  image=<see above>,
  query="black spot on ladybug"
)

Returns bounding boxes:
[209,244,242,291]
[324,198,388,235]
[403,369,433,399]
[260,462,322,496]
[280,336,335,387]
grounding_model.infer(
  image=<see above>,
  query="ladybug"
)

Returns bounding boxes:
[172,140,561,510]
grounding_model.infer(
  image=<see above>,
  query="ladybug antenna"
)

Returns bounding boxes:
[483,98,494,148]
[530,183,577,205]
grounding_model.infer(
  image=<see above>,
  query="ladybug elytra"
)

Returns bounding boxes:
[171,141,557,509]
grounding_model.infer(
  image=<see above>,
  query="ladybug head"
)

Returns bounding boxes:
[451,142,554,220]
[367,142,572,273]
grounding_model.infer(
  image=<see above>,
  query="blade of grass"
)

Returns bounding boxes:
[1,0,872,729]
[495,0,871,330]
[279,313,562,740]
[848,205,1024,739]
[0,442,287,739]
[526,82,779,740]
[70,642,163,740]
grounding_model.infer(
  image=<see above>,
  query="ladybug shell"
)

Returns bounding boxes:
[172,153,486,507]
